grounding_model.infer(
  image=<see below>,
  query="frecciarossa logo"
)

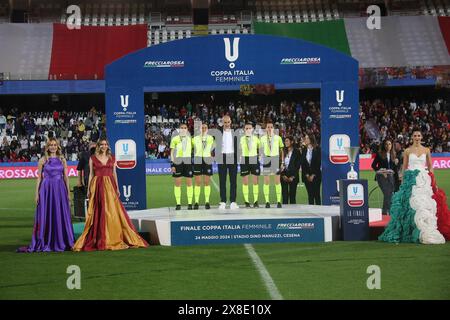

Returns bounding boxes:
[144,60,184,68]
[280,57,321,64]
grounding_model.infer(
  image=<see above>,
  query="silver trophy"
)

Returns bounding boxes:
[344,146,359,180]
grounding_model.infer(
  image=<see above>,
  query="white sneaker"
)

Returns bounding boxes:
[230,202,240,210]
[219,202,226,210]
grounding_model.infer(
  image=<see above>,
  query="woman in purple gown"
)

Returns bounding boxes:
[17,137,74,252]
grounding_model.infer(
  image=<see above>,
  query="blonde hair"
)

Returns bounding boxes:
[44,137,64,161]
[95,138,112,157]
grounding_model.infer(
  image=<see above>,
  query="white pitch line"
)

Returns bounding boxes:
[210,175,283,300]
[210,175,220,193]
[244,243,284,300]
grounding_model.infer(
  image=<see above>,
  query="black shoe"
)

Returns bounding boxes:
[205,203,210,209]
[253,201,259,208]
[188,204,193,210]
[265,202,270,208]
[175,205,181,210]
[194,203,199,210]
[245,202,251,208]
[277,202,282,208]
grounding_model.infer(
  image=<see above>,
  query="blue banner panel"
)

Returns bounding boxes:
[106,35,359,210]
[106,87,147,209]
[321,81,359,205]
[339,179,369,241]
[171,218,325,245]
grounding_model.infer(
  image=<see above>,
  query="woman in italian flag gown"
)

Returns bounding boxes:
[73,139,148,251]
[379,130,450,244]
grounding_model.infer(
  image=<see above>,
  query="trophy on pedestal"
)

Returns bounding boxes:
[344,146,359,180]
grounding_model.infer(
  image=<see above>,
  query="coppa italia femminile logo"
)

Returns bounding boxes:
[113,94,137,124]
[347,183,364,207]
[144,60,184,68]
[280,57,321,65]
[123,185,131,201]
[329,134,350,164]
[328,89,352,119]
[210,37,255,83]
[224,37,239,69]
[115,139,137,169]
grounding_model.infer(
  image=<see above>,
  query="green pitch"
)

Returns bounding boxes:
[1,171,449,299]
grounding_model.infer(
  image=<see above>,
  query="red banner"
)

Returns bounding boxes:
[0,165,79,179]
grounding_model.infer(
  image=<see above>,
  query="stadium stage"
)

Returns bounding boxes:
[128,205,382,246]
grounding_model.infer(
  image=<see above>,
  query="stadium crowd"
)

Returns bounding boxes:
[0,96,448,163]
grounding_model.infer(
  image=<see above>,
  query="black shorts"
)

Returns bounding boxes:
[262,157,281,176]
[172,162,193,178]
[193,158,213,176]
[240,157,260,176]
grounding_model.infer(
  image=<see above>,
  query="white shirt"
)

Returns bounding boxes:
[284,149,292,168]
[306,146,313,165]
[222,130,234,154]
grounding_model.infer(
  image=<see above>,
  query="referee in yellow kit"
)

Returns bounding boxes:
[260,121,284,208]
[239,122,261,208]
[170,122,194,210]
[192,122,215,210]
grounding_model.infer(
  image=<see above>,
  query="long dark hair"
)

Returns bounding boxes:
[306,134,317,148]
[379,139,396,160]
[284,136,295,152]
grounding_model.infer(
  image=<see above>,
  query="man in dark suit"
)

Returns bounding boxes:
[215,115,239,210]
[75,141,96,217]
[281,137,301,204]
[300,134,321,205]
[77,141,96,188]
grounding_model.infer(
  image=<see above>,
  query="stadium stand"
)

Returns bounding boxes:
[0,95,448,162]
[48,24,147,79]
[0,1,448,161]
[1,15,449,79]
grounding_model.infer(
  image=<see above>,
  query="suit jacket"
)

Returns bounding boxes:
[281,148,301,181]
[300,146,322,183]
[371,152,398,180]
[214,128,239,165]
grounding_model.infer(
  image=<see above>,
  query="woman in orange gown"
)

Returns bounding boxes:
[73,138,148,251]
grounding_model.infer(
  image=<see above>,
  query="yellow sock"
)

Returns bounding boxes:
[243,184,249,203]
[253,184,259,203]
[194,186,201,204]
[275,183,282,203]
[187,186,193,205]
[174,186,181,205]
[204,185,211,203]
[264,184,270,203]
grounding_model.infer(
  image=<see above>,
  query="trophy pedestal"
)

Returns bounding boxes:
[339,179,369,241]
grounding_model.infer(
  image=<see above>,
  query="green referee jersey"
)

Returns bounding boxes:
[192,134,214,158]
[170,135,193,158]
[260,134,284,157]
[240,135,260,157]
